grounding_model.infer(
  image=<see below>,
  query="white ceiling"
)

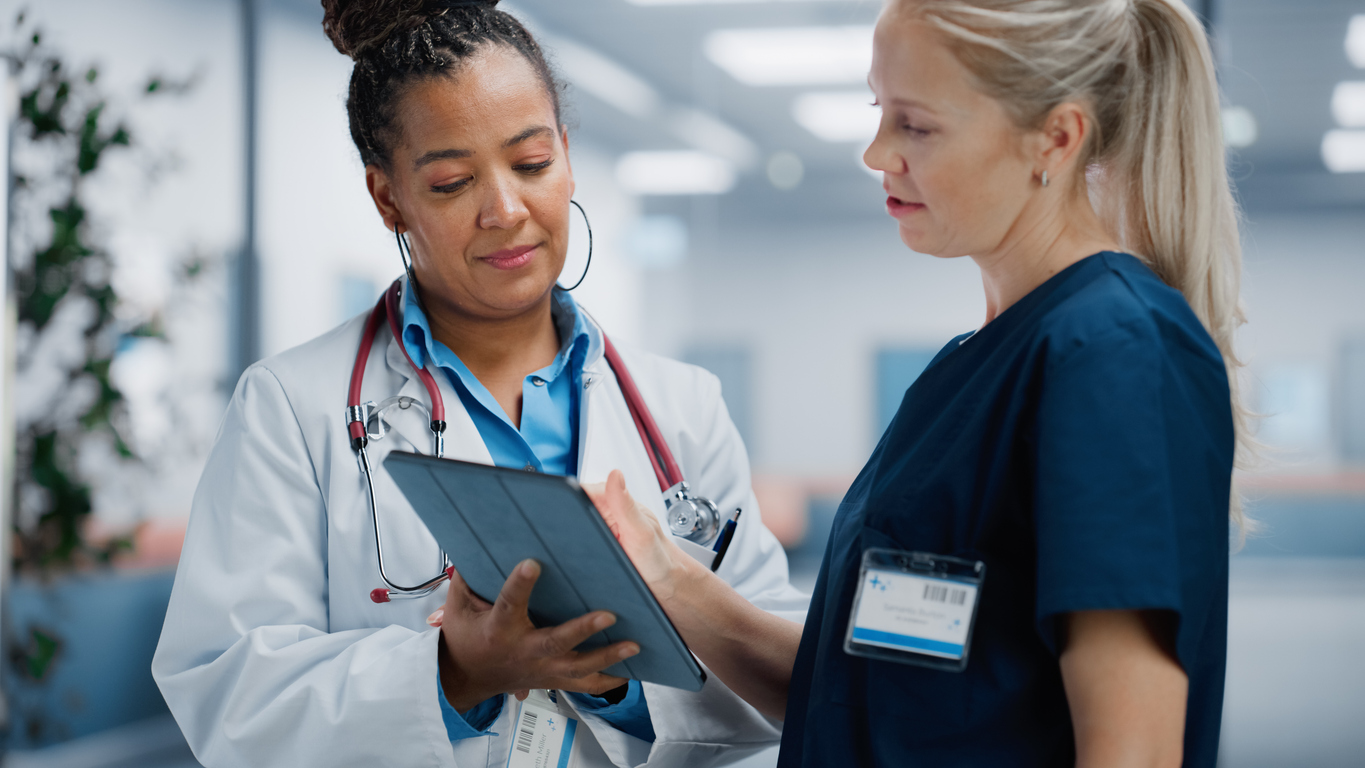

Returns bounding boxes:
[276,0,1365,220]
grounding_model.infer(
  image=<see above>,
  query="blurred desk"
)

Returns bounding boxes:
[3,714,201,768]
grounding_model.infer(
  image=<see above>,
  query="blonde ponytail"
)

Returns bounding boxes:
[904,0,1252,536]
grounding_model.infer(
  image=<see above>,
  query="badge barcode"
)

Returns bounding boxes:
[923,583,968,606]
[516,710,537,753]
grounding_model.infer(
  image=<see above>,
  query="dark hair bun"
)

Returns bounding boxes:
[321,0,501,59]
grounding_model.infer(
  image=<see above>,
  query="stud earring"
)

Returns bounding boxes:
[1041,170,1049,188]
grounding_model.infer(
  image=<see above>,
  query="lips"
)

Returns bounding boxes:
[885,195,926,217]
[479,244,537,271]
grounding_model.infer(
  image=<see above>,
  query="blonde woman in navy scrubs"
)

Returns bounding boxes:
[589,1,1248,766]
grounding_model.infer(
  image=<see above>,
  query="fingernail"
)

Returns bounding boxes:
[519,560,537,577]
[619,644,639,659]
[426,608,444,626]
[595,613,616,630]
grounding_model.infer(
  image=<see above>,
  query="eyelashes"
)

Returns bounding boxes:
[429,158,555,194]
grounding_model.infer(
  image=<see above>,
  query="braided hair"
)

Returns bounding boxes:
[321,0,563,170]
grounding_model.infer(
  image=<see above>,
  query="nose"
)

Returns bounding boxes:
[478,171,531,230]
[863,122,904,177]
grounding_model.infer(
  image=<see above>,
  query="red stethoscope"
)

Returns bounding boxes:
[347,279,722,603]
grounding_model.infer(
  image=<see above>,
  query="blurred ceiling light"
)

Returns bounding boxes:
[704,26,874,86]
[766,151,804,190]
[1220,106,1258,149]
[548,37,660,118]
[793,91,880,142]
[671,108,758,169]
[1321,129,1365,173]
[616,150,737,194]
[1331,82,1365,128]
[1348,15,1365,68]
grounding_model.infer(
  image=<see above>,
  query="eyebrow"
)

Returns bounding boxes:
[411,125,556,171]
[502,125,554,148]
[413,148,471,170]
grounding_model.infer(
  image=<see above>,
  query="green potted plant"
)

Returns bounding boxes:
[3,12,195,749]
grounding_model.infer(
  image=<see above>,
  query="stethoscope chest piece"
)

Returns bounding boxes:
[664,482,721,544]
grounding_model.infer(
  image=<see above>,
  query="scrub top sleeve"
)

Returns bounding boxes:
[1031,322,1183,656]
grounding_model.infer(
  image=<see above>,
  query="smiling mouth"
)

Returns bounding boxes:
[479,244,538,270]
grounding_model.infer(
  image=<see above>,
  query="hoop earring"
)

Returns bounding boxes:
[557,199,593,291]
[1040,170,1049,188]
[395,229,417,286]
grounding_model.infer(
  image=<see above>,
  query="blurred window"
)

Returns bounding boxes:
[1340,338,1365,463]
[875,347,937,439]
[683,345,754,454]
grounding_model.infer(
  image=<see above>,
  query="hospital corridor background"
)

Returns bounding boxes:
[0,0,1362,765]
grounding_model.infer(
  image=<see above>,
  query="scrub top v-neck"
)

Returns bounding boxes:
[778,252,1234,768]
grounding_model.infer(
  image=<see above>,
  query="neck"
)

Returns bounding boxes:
[970,187,1119,326]
[420,287,561,386]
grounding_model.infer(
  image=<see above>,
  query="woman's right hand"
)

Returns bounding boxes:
[430,560,639,712]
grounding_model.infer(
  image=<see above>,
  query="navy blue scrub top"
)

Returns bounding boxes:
[778,253,1234,768]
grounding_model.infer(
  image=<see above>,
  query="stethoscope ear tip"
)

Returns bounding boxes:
[369,588,391,604]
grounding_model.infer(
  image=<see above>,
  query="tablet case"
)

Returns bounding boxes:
[383,451,706,692]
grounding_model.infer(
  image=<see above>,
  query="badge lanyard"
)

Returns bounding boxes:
[844,548,986,672]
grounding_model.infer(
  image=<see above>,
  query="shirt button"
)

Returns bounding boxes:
[531,376,546,387]
[524,463,537,472]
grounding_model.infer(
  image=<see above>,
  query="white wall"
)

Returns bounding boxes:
[662,219,985,475]
[640,208,1365,478]
[1239,211,1365,471]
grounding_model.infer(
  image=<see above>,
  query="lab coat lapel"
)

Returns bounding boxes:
[577,354,670,525]
[380,329,492,466]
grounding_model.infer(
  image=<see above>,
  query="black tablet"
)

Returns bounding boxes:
[383,451,706,692]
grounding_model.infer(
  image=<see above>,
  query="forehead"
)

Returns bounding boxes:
[870,11,977,112]
[394,45,557,152]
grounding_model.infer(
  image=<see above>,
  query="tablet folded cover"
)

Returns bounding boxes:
[383,451,706,692]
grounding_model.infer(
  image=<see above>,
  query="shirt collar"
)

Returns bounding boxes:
[400,282,600,378]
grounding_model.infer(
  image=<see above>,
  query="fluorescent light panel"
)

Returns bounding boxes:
[616,151,737,195]
[1332,82,1365,128]
[548,37,659,119]
[793,90,879,142]
[704,26,874,86]
[1348,15,1365,69]
[1322,129,1365,173]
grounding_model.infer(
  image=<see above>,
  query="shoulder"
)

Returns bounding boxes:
[232,312,370,412]
[599,338,723,413]
[1038,252,1223,374]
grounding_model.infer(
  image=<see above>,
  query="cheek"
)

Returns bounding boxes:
[915,140,1025,249]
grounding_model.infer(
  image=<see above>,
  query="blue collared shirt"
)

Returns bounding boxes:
[402,285,654,743]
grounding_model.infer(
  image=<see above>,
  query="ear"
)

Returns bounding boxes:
[365,164,406,233]
[1032,102,1091,184]
[560,124,575,199]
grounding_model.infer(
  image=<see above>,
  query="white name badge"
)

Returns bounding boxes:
[507,689,580,768]
[843,548,985,672]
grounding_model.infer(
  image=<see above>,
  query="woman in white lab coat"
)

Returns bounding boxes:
[150,1,805,766]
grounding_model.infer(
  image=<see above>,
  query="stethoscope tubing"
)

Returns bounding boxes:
[350,279,708,604]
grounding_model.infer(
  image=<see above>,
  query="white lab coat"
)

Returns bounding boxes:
[152,293,808,768]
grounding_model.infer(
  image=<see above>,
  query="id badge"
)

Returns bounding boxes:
[506,689,580,768]
[843,548,985,672]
